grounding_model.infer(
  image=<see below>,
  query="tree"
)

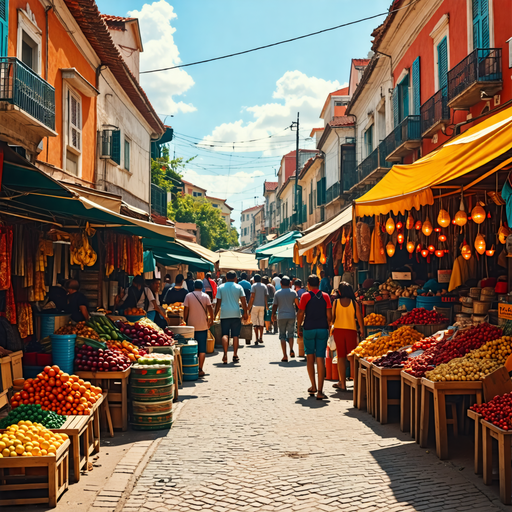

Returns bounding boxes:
[151,146,193,195]
[169,194,239,251]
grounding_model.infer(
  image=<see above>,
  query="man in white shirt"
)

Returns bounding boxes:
[272,273,282,291]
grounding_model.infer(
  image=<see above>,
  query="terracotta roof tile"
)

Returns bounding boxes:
[352,58,371,66]
[101,14,137,22]
[241,204,264,214]
[264,182,278,191]
[329,116,355,127]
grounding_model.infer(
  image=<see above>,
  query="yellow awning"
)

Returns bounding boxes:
[296,205,352,256]
[218,251,259,271]
[354,105,512,218]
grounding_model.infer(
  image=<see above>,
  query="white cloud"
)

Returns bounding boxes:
[128,1,196,115]
[203,71,345,156]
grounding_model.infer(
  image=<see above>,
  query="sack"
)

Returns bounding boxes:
[328,334,336,351]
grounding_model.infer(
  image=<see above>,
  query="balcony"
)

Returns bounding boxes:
[356,141,393,187]
[420,86,450,138]
[383,115,421,161]
[151,183,167,217]
[0,57,56,138]
[447,48,502,109]
[325,182,341,205]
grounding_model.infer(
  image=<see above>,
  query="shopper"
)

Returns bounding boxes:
[185,272,195,293]
[147,280,169,326]
[238,272,252,302]
[115,275,161,317]
[262,276,274,334]
[294,279,306,299]
[248,274,268,345]
[161,274,172,301]
[214,270,249,364]
[272,273,282,291]
[203,272,217,301]
[271,276,299,362]
[162,274,188,304]
[320,271,332,294]
[331,282,364,390]
[297,274,332,400]
[184,280,214,377]
[65,280,90,322]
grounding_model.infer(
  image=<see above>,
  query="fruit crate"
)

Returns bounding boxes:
[0,437,70,507]
[0,356,12,393]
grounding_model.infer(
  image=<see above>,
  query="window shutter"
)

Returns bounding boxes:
[111,130,121,165]
[412,57,421,115]
[0,0,8,56]
[481,0,489,48]
[309,181,313,215]
[437,37,448,90]
[393,87,399,127]
[68,91,82,152]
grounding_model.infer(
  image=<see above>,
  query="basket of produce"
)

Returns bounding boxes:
[74,344,131,372]
[116,319,174,347]
[390,308,449,336]
[86,316,128,342]
[471,393,512,430]
[123,308,146,322]
[0,404,67,429]
[425,357,503,382]
[364,313,386,326]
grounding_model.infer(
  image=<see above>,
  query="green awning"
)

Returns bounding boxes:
[153,251,214,272]
[255,231,302,258]
[268,243,295,264]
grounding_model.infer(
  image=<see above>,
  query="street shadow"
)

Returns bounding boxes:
[330,389,354,401]
[295,396,330,408]
[269,360,307,368]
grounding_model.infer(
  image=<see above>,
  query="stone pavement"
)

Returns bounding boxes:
[122,333,508,512]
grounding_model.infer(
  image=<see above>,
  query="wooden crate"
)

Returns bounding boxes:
[371,365,401,425]
[0,356,12,393]
[76,369,130,431]
[0,390,8,410]
[9,352,23,381]
[0,438,70,507]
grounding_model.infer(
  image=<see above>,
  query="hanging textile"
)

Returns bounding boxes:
[369,223,387,265]
[16,302,33,338]
[0,226,13,290]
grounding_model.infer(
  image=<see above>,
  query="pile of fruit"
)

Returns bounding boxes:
[425,357,503,382]
[86,316,127,341]
[394,284,420,298]
[408,335,439,352]
[0,404,66,429]
[137,353,173,366]
[470,393,512,430]
[373,350,409,368]
[432,323,502,365]
[75,345,131,372]
[165,302,184,315]
[350,326,423,359]
[468,336,512,362]
[390,308,448,326]
[364,313,386,326]
[54,321,100,340]
[124,308,145,316]
[10,366,102,415]
[107,340,145,362]
[403,337,450,378]
[0,421,69,458]
[138,317,164,332]
[116,320,174,347]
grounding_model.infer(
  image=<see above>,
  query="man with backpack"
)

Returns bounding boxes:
[297,274,332,400]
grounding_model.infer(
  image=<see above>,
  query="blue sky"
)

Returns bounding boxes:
[96,0,391,229]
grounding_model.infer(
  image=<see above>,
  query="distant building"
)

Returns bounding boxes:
[240,204,264,246]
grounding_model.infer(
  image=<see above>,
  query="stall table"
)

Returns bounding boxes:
[420,378,483,460]
[467,409,483,475]
[371,365,401,424]
[0,355,12,392]
[76,369,130,431]
[349,355,359,408]
[401,371,422,441]
[358,358,373,413]
[482,419,512,504]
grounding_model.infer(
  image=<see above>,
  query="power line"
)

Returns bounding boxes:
[140,1,418,74]
[175,128,292,145]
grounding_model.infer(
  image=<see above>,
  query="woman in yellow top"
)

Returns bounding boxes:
[331,282,364,390]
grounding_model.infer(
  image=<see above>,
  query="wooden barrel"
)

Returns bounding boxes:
[131,410,173,430]
[130,383,174,401]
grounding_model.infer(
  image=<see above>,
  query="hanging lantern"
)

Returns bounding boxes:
[474,233,486,255]
[487,212,492,219]
[385,217,395,235]
[406,240,415,254]
[434,227,441,233]
[435,249,444,258]
[452,219,457,225]
[437,209,451,228]
[386,241,396,257]
[439,234,447,242]
[455,196,467,227]
[421,249,429,258]
[320,254,326,265]
[471,205,485,224]
[461,243,472,260]
[428,245,435,253]
[406,212,415,230]
[396,221,403,230]
[415,220,422,231]
[486,245,495,257]
[397,232,405,247]
[499,223,510,244]
[422,217,433,237]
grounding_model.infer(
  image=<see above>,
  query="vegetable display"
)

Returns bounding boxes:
[0,404,66,429]
[0,421,69,458]
[137,354,173,365]
[116,320,174,347]
[425,357,502,382]
[390,308,448,326]
[54,321,100,340]
[373,350,409,368]
[10,365,102,415]
[107,340,145,362]
[86,316,127,341]
[124,308,146,316]
[470,393,512,430]
[75,345,131,372]
[469,336,512,362]
[364,313,386,326]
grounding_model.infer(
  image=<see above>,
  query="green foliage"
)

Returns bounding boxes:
[169,194,239,251]
[151,146,193,194]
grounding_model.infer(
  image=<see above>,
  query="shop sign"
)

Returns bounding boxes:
[438,270,452,283]
[498,303,512,320]
[392,272,411,281]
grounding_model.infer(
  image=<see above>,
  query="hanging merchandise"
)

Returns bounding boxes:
[439,234,447,242]
[70,224,97,270]
[385,216,395,235]
[498,219,510,244]
[386,241,395,257]
[435,250,444,258]
[486,245,495,257]
[437,208,451,228]
[369,222,386,264]
[415,220,422,230]
[474,233,486,255]
[356,222,371,262]
[461,242,472,260]
[104,232,144,276]
[397,231,404,248]
[16,302,33,338]
[428,245,435,253]
[342,227,354,273]
[455,192,468,227]
[406,239,415,258]
[422,217,433,237]
[396,221,403,230]
[421,248,429,258]
[406,211,415,230]
[471,203,486,224]
[0,225,13,290]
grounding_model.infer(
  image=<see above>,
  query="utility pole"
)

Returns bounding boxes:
[290,112,299,225]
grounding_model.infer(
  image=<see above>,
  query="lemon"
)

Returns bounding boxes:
[15,445,25,455]
[1,448,10,457]
[0,441,6,451]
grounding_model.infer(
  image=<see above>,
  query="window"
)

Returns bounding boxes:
[17,9,41,75]
[430,14,450,91]
[124,138,130,172]
[244,228,247,236]
[364,124,373,156]
[412,57,421,115]
[472,0,490,49]
[65,88,82,175]
[508,38,512,68]
[212,203,218,208]
[192,191,202,197]
[437,37,448,91]
[309,181,313,215]
[392,74,410,127]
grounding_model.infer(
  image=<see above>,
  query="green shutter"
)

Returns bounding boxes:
[111,130,121,165]
[309,181,313,215]
[399,74,409,121]
[412,57,421,115]
[0,0,7,57]
[437,36,448,90]
[472,0,489,49]
[393,87,399,127]
[124,139,130,171]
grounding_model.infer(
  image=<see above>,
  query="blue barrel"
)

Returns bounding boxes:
[38,313,71,340]
[180,341,198,356]
[398,297,416,311]
[182,363,199,381]
[181,354,198,366]
[416,296,444,311]
[50,334,76,374]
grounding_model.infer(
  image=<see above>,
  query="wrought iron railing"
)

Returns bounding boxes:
[325,182,340,204]
[151,183,167,217]
[447,48,502,103]
[382,115,421,158]
[420,86,449,135]
[357,140,392,183]
[0,57,55,130]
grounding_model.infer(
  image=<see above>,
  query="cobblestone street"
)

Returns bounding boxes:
[123,335,509,512]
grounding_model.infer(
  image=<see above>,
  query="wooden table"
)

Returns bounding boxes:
[0,355,12,392]
[467,409,483,475]
[53,416,89,482]
[420,378,483,460]
[482,419,512,504]
[371,365,401,424]
[358,358,373,413]
[401,371,422,442]
[349,355,358,408]
[76,368,130,431]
